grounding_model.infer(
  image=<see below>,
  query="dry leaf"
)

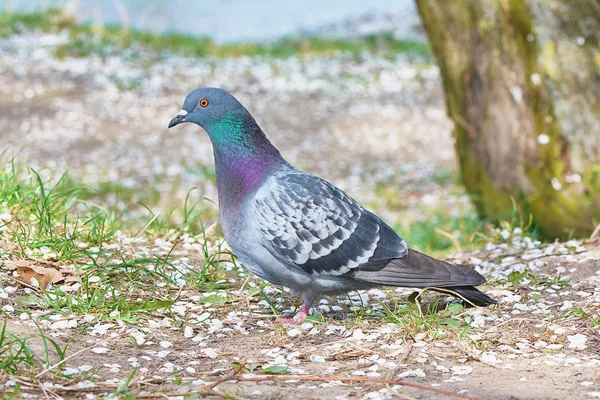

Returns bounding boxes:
[15,265,64,289]
[3,260,30,271]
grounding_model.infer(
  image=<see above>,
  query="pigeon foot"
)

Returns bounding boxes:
[278,303,311,324]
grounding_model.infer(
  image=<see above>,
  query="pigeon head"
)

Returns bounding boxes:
[168,87,281,156]
[169,88,285,195]
[168,87,252,133]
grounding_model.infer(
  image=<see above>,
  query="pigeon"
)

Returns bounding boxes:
[169,88,497,323]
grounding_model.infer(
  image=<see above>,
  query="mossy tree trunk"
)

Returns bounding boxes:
[416,0,600,238]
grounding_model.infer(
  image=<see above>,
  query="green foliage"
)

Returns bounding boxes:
[564,308,600,327]
[377,293,470,339]
[396,212,486,256]
[0,9,432,61]
[0,157,117,260]
[0,155,235,324]
[501,269,570,287]
[0,8,70,36]
[0,319,36,374]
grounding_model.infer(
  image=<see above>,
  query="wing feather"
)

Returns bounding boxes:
[253,170,408,275]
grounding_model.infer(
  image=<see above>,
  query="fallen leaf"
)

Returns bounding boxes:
[4,259,29,270]
[15,265,64,289]
[13,295,39,307]
[262,365,289,375]
[198,294,229,305]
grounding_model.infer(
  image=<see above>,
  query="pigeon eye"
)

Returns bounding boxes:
[199,98,209,108]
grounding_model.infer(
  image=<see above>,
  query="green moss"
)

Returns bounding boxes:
[1,9,432,60]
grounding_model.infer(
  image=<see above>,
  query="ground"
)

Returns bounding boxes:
[0,20,599,400]
[1,236,599,399]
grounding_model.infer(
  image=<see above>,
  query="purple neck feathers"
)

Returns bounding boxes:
[209,116,285,210]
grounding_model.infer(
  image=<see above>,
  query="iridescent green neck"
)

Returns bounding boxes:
[205,111,284,206]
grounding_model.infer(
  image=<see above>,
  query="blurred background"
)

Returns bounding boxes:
[1,0,598,254]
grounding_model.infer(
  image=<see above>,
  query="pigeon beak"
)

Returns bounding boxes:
[168,110,189,128]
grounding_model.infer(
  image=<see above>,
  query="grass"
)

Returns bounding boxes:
[0,154,243,395]
[396,212,487,256]
[378,297,470,340]
[0,153,234,316]
[564,308,600,327]
[367,169,541,258]
[0,319,36,375]
[0,8,432,61]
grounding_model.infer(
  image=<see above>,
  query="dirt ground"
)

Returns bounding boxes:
[1,238,599,399]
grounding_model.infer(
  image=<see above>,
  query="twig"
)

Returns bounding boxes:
[590,223,600,240]
[237,274,252,296]
[241,375,478,400]
[133,372,479,400]
[434,228,462,254]
[38,379,51,399]
[228,374,480,399]
[11,276,41,292]
[134,388,245,400]
[206,361,247,389]
[134,212,161,241]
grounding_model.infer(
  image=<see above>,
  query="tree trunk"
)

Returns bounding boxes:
[416,0,600,238]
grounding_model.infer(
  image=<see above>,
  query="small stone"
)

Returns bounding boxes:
[352,329,365,340]
[436,365,450,373]
[567,334,587,350]
[184,326,194,338]
[203,348,219,359]
[310,354,325,363]
[91,347,109,354]
[398,369,426,378]
[2,305,15,313]
[287,328,301,337]
[451,366,473,375]
[300,323,313,330]
[480,353,500,365]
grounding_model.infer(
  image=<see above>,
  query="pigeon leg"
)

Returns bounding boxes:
[278,301,313,324]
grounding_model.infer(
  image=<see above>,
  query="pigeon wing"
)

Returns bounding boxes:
[253,171,408,276]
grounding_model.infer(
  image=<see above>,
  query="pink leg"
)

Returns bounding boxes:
[278,302,313,324]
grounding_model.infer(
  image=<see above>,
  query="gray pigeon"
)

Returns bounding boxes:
[169,88,496,323]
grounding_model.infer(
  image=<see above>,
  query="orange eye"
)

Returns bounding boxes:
[199,98,209,108]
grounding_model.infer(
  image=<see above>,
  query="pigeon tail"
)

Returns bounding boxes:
[435,286,498,306]
[352,249,497,306]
